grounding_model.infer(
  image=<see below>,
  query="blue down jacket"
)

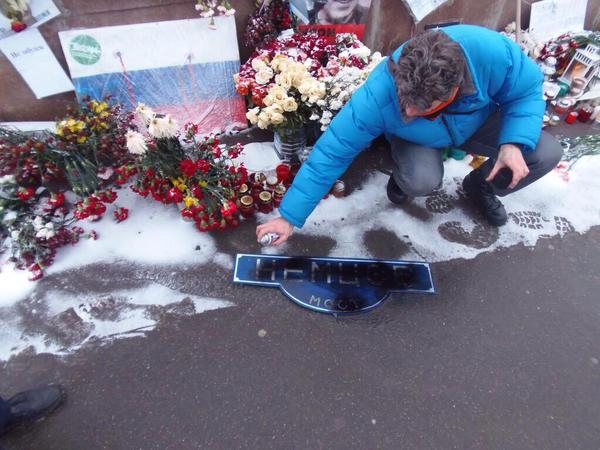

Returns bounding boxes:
[279,24,544,228]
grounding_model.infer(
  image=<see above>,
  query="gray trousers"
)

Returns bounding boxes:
[390,112,563,197]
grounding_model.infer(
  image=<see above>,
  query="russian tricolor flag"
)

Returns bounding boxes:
[59,16,247,133]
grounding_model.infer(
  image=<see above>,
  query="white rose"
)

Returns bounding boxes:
[246,107,260,124]
[251,58,267,71]
[270,112,284,125]
[281,97,297,112]
[268,85,288,103]
[255,67,274,85]
[275,72,293,90]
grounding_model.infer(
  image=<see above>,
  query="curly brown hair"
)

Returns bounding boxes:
[389,30,466,114]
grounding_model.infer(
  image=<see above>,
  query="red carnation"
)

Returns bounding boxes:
[113,206,129,222]
[16,186,35,201]
[11,21,27,32]
[191,185,204,199]
[167,187,184,203]
[196,159,211,174]
[180,159,197,177]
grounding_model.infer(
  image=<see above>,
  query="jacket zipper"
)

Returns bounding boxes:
[441,115,457,147]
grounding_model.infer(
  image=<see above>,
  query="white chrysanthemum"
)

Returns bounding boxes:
[11,230,20,240]
[136,103,155,124]
[126,130,148,155]
[148,115,179,139]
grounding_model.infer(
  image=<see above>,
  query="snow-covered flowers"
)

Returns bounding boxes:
[235,38,328,132]
[235,32,382,133]
[194,0,235,26]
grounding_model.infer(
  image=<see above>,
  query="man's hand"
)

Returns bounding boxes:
[486,143,529,189]
[256,217,294,246]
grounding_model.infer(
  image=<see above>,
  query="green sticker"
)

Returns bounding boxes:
[69,35,101,65]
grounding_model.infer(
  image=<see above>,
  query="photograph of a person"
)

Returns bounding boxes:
[313,0,371,25]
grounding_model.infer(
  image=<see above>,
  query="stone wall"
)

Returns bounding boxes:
[1,0,599,121]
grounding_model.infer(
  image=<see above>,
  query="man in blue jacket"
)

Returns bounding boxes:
[257,24,562,245]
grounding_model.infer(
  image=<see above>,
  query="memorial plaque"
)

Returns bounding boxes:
[234,254,435,315]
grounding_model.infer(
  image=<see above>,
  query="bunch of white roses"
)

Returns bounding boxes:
[245,54,326,130]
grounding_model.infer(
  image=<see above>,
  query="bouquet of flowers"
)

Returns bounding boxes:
[243,0,294,49]
[194,0,235,28]
[234,32,337,133]
[122,104,248,231]
[235,32,382,134]
[0,0,29,32]
[0,98,134,280]
[308,34,382,130]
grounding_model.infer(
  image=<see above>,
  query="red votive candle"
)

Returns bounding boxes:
[577,105,593,123]
[565,111,578,124]
[275,163,290,183]
[554,99,571,115]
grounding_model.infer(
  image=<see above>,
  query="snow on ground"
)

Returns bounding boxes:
[1,141,599,361]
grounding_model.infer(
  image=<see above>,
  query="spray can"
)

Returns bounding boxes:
[259,232,279,246]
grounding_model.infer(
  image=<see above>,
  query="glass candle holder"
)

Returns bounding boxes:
[239,195,255,218]
[564,111,578,124]
[258,191,274,213]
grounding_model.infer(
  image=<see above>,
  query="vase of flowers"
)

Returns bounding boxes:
[234,31,382,160]
[273,125,306,161]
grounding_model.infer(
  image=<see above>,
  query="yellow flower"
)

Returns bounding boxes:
[171,177,186,191]
[198,180,208,188]
[92,101,109,114]
[184,196,197,208]
[77,136,87,144]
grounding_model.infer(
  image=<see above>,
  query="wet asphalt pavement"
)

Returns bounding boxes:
[2,228,600,449]
[1,126,600,449]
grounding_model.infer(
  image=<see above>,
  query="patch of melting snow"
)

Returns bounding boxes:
[0,282,233,361]
[0,139,599,361]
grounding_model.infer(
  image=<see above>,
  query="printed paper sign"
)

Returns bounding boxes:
[0,27,74,99]
[58,16,247,133]
[0,0,60,40]
[529,0,588,41]
[291,0,372,42]
[234,254,435,315]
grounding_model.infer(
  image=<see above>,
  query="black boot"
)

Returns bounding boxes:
[386,176,408,205]
[462,169,508,226]
[3,385,66,434]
